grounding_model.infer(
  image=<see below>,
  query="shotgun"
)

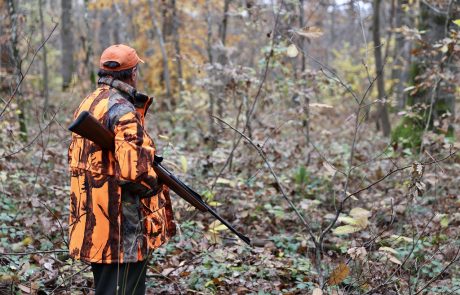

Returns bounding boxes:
[68,111,250,246]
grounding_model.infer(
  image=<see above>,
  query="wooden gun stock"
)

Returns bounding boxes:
[68,111,250,245]
[68,111,114,150]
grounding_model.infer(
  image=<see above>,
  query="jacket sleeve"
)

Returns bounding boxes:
[113,110,160,192]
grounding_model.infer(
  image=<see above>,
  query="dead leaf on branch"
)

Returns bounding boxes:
[328,262,350,285]
[347,247,367,260]
[379,247,402,265]
[310,103,333,109]
[411,162,424,179]
[294,26,324,39]
[286,44,299,57]
[333,207,371,235]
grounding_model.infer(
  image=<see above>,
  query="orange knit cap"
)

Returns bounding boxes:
[99,44,144,71]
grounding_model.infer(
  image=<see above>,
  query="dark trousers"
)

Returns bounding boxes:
[91,261,148,295]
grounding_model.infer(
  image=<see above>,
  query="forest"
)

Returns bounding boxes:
[0,0,459,294]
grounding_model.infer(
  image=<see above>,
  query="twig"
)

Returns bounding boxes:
[349,149,457,198]
[364,214,436,294]
[0,111,56,159]
[212,116,317,242]
[0,249,67,256]
[414,247,460,294]
[0,22,58,120]
[420,0,449,15]
[211,0,285,189]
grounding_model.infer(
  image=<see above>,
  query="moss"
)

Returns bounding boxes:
[391,116,424,149]
[406,63,426,106]
[433,14,447,26]
[434,100,450,116]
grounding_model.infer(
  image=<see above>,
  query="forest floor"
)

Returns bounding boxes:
[1,87,459,295]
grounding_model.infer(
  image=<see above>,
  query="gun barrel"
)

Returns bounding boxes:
[203,203,251,245]
[153,162,208,212]
[156,162,251,246]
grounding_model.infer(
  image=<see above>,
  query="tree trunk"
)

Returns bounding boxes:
[391,0,411,110]
[98,8,112,51]
[216,0,231,118]
[299,0,310,148]
[39,0,49,114]
[7,0,27,142]
[82,0,96,88]
[171,0,184,96]
[61,0,74,90]
[149,0,173,107]
[373,0,391,137]
[111,3,121,44]
[418,1,457,124]
[206,0,216,147]
[219,0,231,46]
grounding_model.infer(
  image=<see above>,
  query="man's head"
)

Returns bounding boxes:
[98,44,144,88]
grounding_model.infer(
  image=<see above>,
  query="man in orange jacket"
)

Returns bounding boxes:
[68,44,176,294]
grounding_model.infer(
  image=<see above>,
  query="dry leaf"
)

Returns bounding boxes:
[333,225,360,235]
[310,103,333,109]
[328,262,350,285]
[286,44,299,57]
[312,288,323,295]
[379,246,398,255]
[349,208,371,218]
[161,268,175,276]
[347,247,367,260]
[338,216,359,225]
[295,26,324,38]
[322,161,336,175]
[388,255,402,265]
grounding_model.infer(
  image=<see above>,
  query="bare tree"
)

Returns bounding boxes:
[171,0,184,96]
[81,0,96,88]
[149,0,173,107]
[391,0,411,110]
[298,0,310,148]
[219,0,231,46]
[98,8,112,51]
[61,0,74,90]
[39,0,49,114]
[206,0,217,146]
[7,0,27,142]
[372,0,391,136]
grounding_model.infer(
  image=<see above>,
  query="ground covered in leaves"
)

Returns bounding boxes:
[1,91,460,294]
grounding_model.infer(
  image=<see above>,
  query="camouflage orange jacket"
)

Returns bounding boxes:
[68,79,176,264]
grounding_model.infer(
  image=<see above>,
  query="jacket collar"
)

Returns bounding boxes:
[98,77,152,112]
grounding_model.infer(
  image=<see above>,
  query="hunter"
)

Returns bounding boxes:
[68,44,176,294]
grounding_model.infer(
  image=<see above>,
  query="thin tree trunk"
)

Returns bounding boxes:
[83,0,96,88]
[111,3,121,44]
[7,0,27,142]
[171,0,184,96]
[39,0,49,114]
[299,0,306,73]
[299,0,310,150]
[98,8,111,51]
[391,0,408,109]
[149,0,173,107]
[61,0,74,90]
[216,0,231,118]
[206,0,216,147]
[219,0,230,46]
[373,0,391,136]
